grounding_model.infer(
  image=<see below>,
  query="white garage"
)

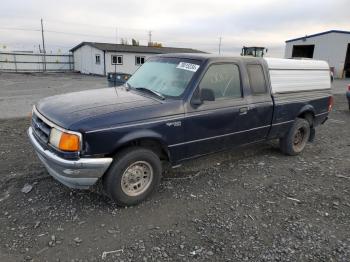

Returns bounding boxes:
[284,30,350,78]
[70,42,204,76]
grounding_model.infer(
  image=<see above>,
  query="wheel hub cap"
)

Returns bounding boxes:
[121,161,153,197]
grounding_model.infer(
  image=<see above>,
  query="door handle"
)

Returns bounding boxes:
[239,107,249,115]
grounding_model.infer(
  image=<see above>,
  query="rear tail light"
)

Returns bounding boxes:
[348,84,350,91]
[328,96,334,112]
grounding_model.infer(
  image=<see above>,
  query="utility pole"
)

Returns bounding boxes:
[218,36,222,55]
[148,30,152,46]
[41,18,46,71]
[114,27,118,74]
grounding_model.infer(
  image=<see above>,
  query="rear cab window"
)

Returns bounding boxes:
[246,64,268,95]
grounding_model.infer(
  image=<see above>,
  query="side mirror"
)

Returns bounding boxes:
[201,88,215,101]
[191,88,215,106]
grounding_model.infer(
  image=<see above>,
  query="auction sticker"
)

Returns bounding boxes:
[176,62,200,72]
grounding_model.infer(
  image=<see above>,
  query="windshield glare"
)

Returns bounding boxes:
[127,57,201,98]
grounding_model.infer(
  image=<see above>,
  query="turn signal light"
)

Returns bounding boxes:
[59,133,80,151]
[49,128,81,152]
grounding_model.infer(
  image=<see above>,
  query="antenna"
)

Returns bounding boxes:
[218,36,222,55]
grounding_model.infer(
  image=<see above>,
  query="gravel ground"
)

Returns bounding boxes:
[0,94,349,261]
[0,72,106,119]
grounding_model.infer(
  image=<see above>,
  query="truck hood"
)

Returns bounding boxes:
[36,88,161,129]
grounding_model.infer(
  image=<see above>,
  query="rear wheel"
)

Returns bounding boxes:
[103,147,162,206]
[280,118,310,156]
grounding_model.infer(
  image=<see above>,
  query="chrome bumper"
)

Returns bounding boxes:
[28,127,113,189]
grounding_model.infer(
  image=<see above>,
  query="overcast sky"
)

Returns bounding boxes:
[0,0,349,57]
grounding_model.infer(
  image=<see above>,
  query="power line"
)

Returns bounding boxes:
[0,27,40,32]
[45,30,118,40]
[44,19,148,32]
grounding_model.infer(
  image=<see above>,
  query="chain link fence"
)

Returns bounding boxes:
[0,52,73,72]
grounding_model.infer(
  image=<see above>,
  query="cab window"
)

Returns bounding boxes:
[247,64,267,95]
[199,63,241,100]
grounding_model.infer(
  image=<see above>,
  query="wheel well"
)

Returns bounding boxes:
[298,111,315,127]
[113,138,169,161]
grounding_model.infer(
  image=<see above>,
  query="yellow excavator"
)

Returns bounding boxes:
[241,46,268,57]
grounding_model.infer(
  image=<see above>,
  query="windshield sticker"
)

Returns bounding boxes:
[176,62,200,72]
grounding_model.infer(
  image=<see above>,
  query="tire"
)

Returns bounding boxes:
[279,118,311,156]
[103,147,162,206]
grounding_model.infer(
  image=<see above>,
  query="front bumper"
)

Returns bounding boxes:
[28,127,113,189]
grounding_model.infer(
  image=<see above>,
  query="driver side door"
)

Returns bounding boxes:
[180,62,249,159]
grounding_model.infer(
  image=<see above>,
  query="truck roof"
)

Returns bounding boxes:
[156,53,261,63]
[157,53,330,69]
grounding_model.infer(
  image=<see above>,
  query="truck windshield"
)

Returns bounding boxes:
[126,57,201,98]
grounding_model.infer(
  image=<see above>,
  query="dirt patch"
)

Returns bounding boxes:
[0,94,349,261]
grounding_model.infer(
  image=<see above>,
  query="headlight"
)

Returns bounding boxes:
[49,128,81,152]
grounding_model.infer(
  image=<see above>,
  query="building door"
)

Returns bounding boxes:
[292,45,315,58]
[344,43,350,78]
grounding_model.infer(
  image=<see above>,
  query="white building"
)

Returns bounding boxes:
[284,30,350,78]
[70,42,204,76]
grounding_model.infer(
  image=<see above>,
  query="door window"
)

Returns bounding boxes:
[199,63,241,100]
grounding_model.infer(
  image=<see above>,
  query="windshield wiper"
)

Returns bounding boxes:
[124,82,132,91]
[134,87,165,100]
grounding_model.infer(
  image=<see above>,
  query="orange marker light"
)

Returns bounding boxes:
[59,133,80,151]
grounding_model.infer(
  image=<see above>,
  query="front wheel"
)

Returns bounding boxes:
[103,147,162,206]
[279,118,311,156]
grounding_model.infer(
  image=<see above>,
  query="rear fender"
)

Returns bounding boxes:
[297,105,316,118]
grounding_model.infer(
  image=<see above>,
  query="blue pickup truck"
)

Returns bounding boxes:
[28,54,333,206]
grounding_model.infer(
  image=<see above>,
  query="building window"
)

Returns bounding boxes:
[135,56,145,65]
[111,55,123,65]
[95,55,100,64]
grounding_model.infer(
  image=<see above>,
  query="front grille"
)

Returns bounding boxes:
[31,112,51,144]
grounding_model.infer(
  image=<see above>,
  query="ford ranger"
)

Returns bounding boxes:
[28,54,333,206]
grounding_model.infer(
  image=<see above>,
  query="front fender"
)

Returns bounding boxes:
[115,129,167,148]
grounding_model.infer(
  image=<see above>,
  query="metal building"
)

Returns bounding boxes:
[284,30,350,78]
[70,42,204,76]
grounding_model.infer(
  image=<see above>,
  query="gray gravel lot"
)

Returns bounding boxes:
[0,73,349,261]
[0,72,106,119]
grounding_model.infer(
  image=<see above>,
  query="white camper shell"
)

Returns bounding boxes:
[264,58,331,94]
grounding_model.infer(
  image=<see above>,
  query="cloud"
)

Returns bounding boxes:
[0,0,349,56]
